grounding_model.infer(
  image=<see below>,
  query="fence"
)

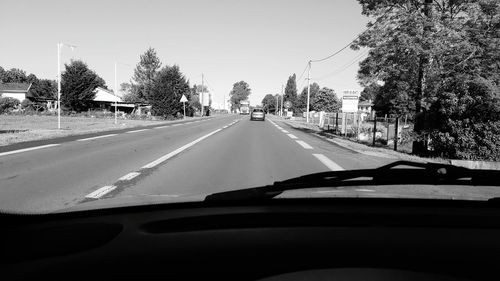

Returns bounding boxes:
[304,111,413,152]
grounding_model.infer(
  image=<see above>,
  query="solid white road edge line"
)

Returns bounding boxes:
[76,134,118,142]
[312,154,344,171]
[118,172,141,181]
[85,186,117,199]
[154,125,169,129]
[355,189,375,192]
[0,144,60,157]
[141,128,223,169]
[295,140,314,149]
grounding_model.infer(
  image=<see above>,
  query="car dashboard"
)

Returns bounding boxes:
[1,198,500,280]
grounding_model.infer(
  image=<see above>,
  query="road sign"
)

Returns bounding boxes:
[180,95,188,103]
[180,95,188,118]
[341,90,359,113]
[284,101,292,109]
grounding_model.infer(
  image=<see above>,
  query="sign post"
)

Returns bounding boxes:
[180,94,188,119]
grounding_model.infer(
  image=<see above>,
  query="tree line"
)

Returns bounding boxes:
[1,48,201,118]
[261,74,341,114]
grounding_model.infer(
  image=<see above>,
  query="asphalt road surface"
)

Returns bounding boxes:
[2,114,494,213]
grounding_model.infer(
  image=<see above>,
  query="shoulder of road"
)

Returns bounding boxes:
[0,116,215,154]
[277,118,500,170]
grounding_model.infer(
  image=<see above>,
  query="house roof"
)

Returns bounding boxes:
[0,83,32,93]
[93,87,122,102]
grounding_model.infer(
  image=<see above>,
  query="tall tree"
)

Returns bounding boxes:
[229,81,251,111]
[61,60,106,112]
[261,94,277,113]
[313,87,341,112]
[133,47,162,102]
[297,82,320,113]
[284,74,298,111]
[149,65,190,117]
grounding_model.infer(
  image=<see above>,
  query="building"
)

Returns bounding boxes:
[358,99,374,121]
[0,83,32,102]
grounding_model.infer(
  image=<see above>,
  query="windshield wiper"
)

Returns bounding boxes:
[205,161,500,202]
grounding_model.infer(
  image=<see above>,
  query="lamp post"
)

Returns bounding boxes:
[56,42,76,129]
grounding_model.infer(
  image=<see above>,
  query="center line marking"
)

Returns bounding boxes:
[172,123,182,126]
[295,140,314,149]
[126,129,148,133]
[287,134,298,139]
[85,186,117,199]
[141,128,222,169]
[312,154,344,171]
[77,134,118,141]
[118,172,141,181]
[0,144,60,157]
[281,130,289,133]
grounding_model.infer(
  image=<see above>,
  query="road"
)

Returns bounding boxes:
[0,114,455,213]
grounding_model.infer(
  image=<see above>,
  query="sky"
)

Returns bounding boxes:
[0,0,370,107]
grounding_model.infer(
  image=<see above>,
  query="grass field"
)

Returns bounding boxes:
[0,115,185,146]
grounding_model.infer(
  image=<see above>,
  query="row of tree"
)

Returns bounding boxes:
[261,75,341,114]
[352,0,500,160]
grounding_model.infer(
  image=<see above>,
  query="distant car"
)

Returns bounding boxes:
[250,108,265,121]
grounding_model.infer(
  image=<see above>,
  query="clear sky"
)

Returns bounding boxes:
[0,0,370,106]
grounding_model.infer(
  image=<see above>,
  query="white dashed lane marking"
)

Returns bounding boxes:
[118,172,141,181]
[85,186,117,199]
[287,134,298,139]
[141,128,222,169]
[312,154,344,171]
[154,125,169,129]
[295,140,314,150]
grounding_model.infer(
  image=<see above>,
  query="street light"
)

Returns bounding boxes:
[114,62,132,125]
[57,42,76,130]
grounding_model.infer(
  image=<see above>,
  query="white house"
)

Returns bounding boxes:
[0,83,32,102]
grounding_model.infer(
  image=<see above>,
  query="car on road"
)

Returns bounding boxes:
[250,108,265,121]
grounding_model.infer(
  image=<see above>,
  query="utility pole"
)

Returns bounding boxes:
[281,84,284,117]
[201,73,204,117]
[275,94,278,115]
[114,62,118,125]
[306,60,311,123]
[57,43,61,130]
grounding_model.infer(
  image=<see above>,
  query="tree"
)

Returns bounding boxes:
[297,82,320,113]
[30,79,57,99]
[0,68,28,83]
[229,81,251,111]
[120,82,142,103]
[284,74,298,111]
[261,94,277,113]
[149,65,190,117]
[133,47,162,102]
[61,60,107,112]
[313,87,340,112]
[353,0,500,159]
[360,83,380,102]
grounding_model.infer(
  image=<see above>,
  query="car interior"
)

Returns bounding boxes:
[2,196,500,280]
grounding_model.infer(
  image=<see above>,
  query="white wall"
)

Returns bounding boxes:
[1,92,26,102]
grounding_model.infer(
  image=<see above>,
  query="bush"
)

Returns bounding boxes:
[429,121,500,161]
[0,97,21,114]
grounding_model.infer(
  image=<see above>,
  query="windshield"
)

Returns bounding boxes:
[0,0,499,213]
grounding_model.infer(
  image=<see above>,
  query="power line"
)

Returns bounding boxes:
[313,48,370,81]
[309,7,393,64]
